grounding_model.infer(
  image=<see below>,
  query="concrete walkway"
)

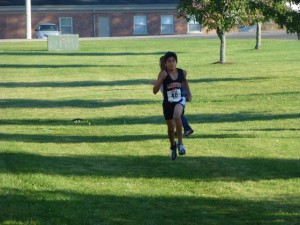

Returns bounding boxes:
[0,31,298,42]
[82,30,298,41]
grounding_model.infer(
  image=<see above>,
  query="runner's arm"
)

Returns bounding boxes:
[183,70,192,101]
[153,70,167,94]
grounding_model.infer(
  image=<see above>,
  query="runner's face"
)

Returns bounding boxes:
[165,57,177,70]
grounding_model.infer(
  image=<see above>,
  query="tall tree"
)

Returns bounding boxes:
[178,0,249,64]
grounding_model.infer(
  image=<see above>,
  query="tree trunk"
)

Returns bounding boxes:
[255,22,262,50]
[297,31,300,40]
[217,27,226,63]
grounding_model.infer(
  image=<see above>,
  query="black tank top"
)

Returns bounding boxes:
[162,68,185,103]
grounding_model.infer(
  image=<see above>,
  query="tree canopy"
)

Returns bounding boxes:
[178,0,249,63]
[177,0,299,63]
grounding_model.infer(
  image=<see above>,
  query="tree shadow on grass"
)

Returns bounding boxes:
[185,112,300,124]
[0,64,126,69]
[0,77,266,88]
[222,128,300,132]
[230,91,300,98]
[0,153,299,181]
[0,115,166,126]
[0,51,166,57]
[188,76,269,84]
[0,133,166,143]
[0,79,150,88]
[0,99,155,108]
[0,77,268,88]
[1,112,298,126]
[0,188,299,225]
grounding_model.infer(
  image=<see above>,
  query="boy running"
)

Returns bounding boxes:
[153,52,192,160]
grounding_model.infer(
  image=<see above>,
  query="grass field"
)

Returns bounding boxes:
[0,37,299,225]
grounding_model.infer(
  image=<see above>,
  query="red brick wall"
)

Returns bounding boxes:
[110,13,134,36]
[31,12,95,37]
[0,11,188,39]
[175,13,187,34]
[0,13,26,38]
[147,13,161,35]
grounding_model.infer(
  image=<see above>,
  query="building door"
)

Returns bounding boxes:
[98,17,110,37]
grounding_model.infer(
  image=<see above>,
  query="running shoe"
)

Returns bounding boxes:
[170,141,177,160]
[183,129,194,137]
[178,143,186,155]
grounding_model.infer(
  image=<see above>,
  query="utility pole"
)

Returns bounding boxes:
[26,0,32,39]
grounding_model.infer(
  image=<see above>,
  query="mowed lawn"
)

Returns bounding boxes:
[0,36,299,225]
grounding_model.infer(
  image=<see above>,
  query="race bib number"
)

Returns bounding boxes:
[167,89,181,102]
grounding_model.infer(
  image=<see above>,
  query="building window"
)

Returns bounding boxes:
[134,16,147,35]
[188,16,201,33]
[59,17,73,34]
[161,15,174,34]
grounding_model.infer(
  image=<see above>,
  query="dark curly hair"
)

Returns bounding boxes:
[163,51,177,64]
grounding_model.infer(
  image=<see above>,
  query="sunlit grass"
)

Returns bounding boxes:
[0,37,299,225]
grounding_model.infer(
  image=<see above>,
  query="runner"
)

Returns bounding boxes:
[153,51,192,160]
[152,55,194,137]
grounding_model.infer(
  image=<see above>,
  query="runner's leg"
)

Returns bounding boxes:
[173,104,184,144]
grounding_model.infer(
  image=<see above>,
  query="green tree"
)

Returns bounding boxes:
[259,1,299,40]
[251,0,300,40]
[178,0,249,63]
[278,1,300,39]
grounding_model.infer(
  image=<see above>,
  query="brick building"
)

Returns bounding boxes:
[0,0,202,39]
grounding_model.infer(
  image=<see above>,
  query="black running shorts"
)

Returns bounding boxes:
[162,101,185,120]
